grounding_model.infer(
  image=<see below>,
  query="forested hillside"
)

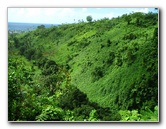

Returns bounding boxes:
[8,12,158,121]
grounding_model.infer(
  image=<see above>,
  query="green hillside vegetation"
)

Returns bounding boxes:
[8,12,158,121]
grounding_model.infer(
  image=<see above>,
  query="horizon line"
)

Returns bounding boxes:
[8,21,59,25]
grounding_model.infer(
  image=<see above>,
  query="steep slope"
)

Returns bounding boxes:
[11,12,158,113]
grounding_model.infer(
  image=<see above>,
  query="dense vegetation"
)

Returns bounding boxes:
[8,12,158,121]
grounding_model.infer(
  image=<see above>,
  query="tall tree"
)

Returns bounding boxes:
[86,15,93,22]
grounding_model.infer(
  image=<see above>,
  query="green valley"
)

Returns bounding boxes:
[8,11,158,121]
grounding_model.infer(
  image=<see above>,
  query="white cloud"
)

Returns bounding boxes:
[8,8,152,24]
[17,8,26,16]
[43,8,57,17]
[133,8,149,13]
[60,8,75,17]
[8,8,75,23]
[9,8,115,23]
[26,8,41,17]
[140,8,149,13]
[105,12,117,19]
[81,8,88,13]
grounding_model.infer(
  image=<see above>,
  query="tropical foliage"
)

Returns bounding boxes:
[8,12,158,121]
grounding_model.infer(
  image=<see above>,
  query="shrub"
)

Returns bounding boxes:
[92,67,104,82]
[107,52,115,65]
[36,105,64,121]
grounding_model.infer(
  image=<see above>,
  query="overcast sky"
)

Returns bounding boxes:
[8,8,157,24]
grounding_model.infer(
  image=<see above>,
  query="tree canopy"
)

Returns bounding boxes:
[86,15,93,22]
[8,11,158,121]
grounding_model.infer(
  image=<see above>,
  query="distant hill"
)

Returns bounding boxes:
[8,22,59,32]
